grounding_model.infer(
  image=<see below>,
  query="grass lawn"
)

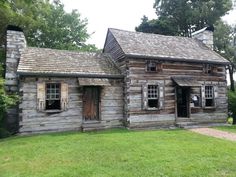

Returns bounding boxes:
[214,125,236,134]
[0,129,236,177]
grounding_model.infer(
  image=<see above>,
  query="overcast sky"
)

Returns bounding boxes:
[61,0,236,49]
[61,0,156,48]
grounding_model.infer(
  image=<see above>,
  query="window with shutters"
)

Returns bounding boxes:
[147,85,159,108]
[37,82,68,112]
[205,86,214,107]
[46,83,61,110]
[142,82,164,110]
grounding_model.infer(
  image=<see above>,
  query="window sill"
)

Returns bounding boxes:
[44,110,62,113]
[203,107,216,110]
[146,108,159,111]
[191,107,201,109]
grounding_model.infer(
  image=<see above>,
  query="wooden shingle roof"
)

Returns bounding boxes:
[108,28,229,64]
[17,47,122,78]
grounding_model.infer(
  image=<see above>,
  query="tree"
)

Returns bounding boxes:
[136,0,232,37]
[0,0,97,51]
[135,15,178,36]
[214,20,236,92]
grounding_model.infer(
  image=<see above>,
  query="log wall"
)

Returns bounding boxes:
[19,77,124,134]
[126,58,228,127]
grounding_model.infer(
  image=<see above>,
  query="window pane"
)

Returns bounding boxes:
[148,85,158,99]
[147,61,157,72]
[46,83,61,110]
[205,86,213,99]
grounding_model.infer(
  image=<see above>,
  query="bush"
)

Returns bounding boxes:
[0,78,18,137]
[228,90,236,124]
[0,128,10,138]
[227,117,233,124]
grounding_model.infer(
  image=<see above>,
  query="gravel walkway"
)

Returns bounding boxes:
[190,128,236,142]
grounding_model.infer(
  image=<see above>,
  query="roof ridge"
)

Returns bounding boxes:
[108,28,195,40]
[26,47,100,55]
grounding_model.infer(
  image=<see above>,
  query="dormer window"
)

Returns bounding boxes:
[147,61,157,72]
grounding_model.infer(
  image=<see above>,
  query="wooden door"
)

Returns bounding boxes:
[83,87,100,121]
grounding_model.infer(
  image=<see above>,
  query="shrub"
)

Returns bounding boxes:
[0,128,11,138]
[227,117,233,124]
[0,78,18,137]
[228,90,236,124]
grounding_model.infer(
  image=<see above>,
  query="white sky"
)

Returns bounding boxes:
[61,0,236,49]
[61,0,156,49]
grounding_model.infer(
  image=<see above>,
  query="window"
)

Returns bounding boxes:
[147,85,159,108]
[204,64,215,74]
[146,61,163,72]
[205,86,214,107]
[147,61,157,72]
[37,82,68,112]
[46,83,61,110]
[142,82,164,110]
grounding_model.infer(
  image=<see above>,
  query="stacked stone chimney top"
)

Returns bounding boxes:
[5,25,26,92]
[192,26,214,50]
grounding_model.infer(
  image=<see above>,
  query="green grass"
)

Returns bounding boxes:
[214,125,236,134]
[0,129,236,177]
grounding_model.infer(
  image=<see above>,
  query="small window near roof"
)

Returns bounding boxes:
[204,64,213,74]
[146,61,157,72]
[46,83,61,110]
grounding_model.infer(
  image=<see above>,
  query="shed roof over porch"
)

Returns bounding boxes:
[172,76,202,87]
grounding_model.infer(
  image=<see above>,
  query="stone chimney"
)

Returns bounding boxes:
[192,26,214,50]
[4,25,26,133]
[5,25,26,93]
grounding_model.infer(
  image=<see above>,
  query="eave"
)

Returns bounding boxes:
[125,54,230,65]
[17,71,124,79]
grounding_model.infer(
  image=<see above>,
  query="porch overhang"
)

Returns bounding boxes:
[78,78,111,86]
[172,76,201,87]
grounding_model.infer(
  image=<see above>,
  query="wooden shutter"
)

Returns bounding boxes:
[61,82,69,111]
[159,84,164,109]
[142,83,148,110]
[201,85,205,108]
[37,82,45,111]
[214,85,218,107]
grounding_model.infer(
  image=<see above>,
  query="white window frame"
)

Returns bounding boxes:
[147,85,159,109]
[142,81,164,111]
[45,83,61,110]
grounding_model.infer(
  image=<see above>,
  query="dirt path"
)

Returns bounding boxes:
[190,128,236,142]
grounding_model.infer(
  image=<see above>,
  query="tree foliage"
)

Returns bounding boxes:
[136,0,232,36]
[0,0,97,51]
[214,20,236,91]
[228,90,236,124]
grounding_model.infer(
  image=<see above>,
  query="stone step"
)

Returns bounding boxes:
[176,122,228,129]
[176,118,191,123]
[175,122,198,128]
[82,121,106,132]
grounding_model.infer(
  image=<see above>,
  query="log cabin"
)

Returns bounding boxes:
[5,25,229,134]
